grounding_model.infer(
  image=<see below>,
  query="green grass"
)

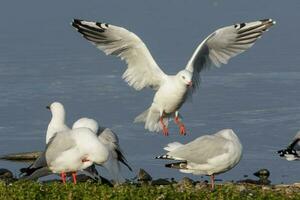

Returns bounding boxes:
[0,181,299,200]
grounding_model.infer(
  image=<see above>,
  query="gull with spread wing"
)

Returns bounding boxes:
[72,19,275,136]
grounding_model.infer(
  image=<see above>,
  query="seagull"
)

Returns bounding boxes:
[46,102,70,143]
[72,19,276,136]
[20,102,70,177]
[72,118,132,183]
[20,103,131,183]
[278,131,300,161]
[155,129,243,190]
[45,127,109,184]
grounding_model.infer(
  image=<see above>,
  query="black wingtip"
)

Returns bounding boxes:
[73,19,83,24]
[260,18,276,25]
[277,149,285,157]
[116,148,133,171]
[155,154,170,159]
[165,163,173,168]
[165,161,187,169]
[19,166,43,176]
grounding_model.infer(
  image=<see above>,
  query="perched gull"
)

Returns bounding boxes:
[156,129,242,190]
[72,19,275,136]
[46,102,70,143]
[20,102,70,178]
[45,127,109,184]
[21,103,131,183]
[72,118,132,183]
[278,131,300,161]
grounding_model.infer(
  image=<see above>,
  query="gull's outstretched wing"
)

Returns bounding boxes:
[72,19,167,90]
[185,19,276,92]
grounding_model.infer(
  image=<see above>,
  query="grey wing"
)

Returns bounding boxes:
[293,131,300,140]
[287,131,300,152]
[98,128,132,171]
[185,19,275,93]
[168,135,229,164]
[72,19,167,91]
[97,128,119,144]
[31,151,47,168]
[45,132,76,164]
[289,138,300,152]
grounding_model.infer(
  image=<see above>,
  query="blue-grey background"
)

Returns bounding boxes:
[0,0,299,184]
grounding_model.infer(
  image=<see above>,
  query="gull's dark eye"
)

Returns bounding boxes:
[182,76,185,80]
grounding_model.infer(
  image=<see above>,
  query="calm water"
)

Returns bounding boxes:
[0,0,299,184]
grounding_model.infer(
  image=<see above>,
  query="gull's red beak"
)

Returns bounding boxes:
[187,81,193,87]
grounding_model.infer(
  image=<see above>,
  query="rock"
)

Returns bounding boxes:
[137,169,152,182]
[275,184,290,189]
[293,183,300,188]
[177,177,194,187]
[237,169,271,186]
[236,184,246,192]
[151,178,171,186]
[262,186,271,190]
[0,169,13,179]
[253,169,270,179]
[0,168,16,183]
[0,151,42,162]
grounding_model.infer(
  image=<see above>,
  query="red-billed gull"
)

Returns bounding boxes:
[72,19,275,136]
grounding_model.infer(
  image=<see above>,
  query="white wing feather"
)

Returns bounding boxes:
[185,19,276,91]
[72,19,167,90]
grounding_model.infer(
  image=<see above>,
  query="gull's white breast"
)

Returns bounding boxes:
[153,77,187,114]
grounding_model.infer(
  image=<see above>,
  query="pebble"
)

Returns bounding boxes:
[177,177,194,186]
[151,178,171,186]
[0,169,13,179]
[137,168,152,182]
[293,183,300,188]
[236,184,246,192]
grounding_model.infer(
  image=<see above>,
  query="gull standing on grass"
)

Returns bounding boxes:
[155,129,242,190]
[45,127,109,184]
[20,102,70,178]
[72,19,275,136]
[73,118,132,183]
[20,102,131,183]
[278,131,300,161]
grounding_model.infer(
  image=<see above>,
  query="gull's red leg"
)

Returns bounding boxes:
[174,116,186,135]
[159,117,169,136]
[61,172,66,184]
[72,172,77,184]
[210,174,215,190]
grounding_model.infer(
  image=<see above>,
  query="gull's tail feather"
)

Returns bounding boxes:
[164,142,183,152]
[134,108,150,123]
[103,157,125,184]
[134,107,168,132]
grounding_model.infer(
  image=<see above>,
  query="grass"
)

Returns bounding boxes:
[0,181,299,200]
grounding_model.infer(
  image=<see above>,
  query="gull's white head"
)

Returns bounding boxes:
[72,118,99,133]
[46,101,68,144]
[46,102,66,121]
[177,70,193,87]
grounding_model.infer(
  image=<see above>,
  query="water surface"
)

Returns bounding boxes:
[0,0,299,184]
